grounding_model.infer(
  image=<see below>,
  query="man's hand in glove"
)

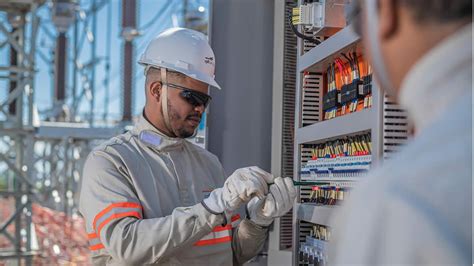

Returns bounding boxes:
[202,166,274,222]
[247,177,297,226]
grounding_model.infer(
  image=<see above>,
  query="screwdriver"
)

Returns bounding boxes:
[268,180,330,187]
[293,181,329,186]
[257,181,328,200]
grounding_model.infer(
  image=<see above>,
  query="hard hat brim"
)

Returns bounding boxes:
[138,60,222,90]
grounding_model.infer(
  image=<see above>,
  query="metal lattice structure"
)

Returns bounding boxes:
[0,1,42,262]
[0,1,208,264]
[0,1,121,264]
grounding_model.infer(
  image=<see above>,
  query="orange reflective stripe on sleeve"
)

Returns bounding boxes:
[88,231,104,251]
[231,214,240,222]
[92,202,142,231]
[195,221,233,246]
[194,236,232,246]
[211,214,240,232]
[88,211,142,251]
[212,224,232,232]
[89,243,105,251]
[231,214,241,228]
[96,211,142,237]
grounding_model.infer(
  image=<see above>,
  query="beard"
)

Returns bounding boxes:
[167,102,201,138]
[176,124,195,139]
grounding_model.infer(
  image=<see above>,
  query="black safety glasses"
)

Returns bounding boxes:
[165,83,212,108]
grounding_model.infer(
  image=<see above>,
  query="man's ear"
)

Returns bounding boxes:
[378,0,399,40]
[149,81,162,102]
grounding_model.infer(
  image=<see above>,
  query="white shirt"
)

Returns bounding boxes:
[330,23,472,265]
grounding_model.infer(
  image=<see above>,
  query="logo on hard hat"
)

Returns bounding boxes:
[204,56,214,65]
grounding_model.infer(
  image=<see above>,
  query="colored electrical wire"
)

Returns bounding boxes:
[288,14,321,45]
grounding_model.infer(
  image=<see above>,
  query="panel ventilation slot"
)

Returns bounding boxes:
[383,94,409,160]
[279,0,298,251]
[302,28,325,54]
[301,72,322,127]
[299,220,314,244]
[299,145,314,202]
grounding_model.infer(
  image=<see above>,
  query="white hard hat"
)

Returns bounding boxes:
[138,27,221,90]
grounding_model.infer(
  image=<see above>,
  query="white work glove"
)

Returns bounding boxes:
[247,177,297,226]
[202,167,274,223]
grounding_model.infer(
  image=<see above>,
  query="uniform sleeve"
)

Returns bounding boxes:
[79,150,224,265]
[209,156,269,265]
[216,164,268,265]
[232,218,269,265]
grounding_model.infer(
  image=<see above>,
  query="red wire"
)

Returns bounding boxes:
[335,58,349,83]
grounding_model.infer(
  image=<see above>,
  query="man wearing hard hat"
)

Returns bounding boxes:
[79,28,296,265]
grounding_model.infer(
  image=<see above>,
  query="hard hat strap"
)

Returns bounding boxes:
[144,65,151,76]
[160,68,172,133]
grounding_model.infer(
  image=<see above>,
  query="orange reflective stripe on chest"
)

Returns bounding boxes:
[89,243,105,251]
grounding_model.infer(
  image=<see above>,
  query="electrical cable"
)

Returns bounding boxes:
[331,63,336,87]
[352,51,360,78]
[341,53,353,71]
[335,58,348,85]
[287,14,321,45]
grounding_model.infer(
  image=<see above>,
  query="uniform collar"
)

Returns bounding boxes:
[399,23,472,133]
[133,112,185,151]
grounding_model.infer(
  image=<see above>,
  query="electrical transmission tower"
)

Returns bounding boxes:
[0,0,121,264]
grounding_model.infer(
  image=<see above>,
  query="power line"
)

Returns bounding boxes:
[137,0,172,31]
[103,0,112,121]
[94,0,176,117]
[135,0,175,52]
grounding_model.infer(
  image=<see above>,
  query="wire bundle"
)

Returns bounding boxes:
[323,52,373,120]
[324,63,338,120]
[306,185,350,206]
[310,133,371,159]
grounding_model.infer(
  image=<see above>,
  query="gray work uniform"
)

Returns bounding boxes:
[79,114,268,265]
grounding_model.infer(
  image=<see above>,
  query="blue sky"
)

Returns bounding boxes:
[19,0,209,123]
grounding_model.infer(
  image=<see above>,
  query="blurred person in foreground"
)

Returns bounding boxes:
[330,0,472,264]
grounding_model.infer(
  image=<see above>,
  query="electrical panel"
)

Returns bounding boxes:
[290,0,409,265]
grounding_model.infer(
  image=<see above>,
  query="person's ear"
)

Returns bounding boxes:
[378,0,399,40]
[149,81,162,102]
